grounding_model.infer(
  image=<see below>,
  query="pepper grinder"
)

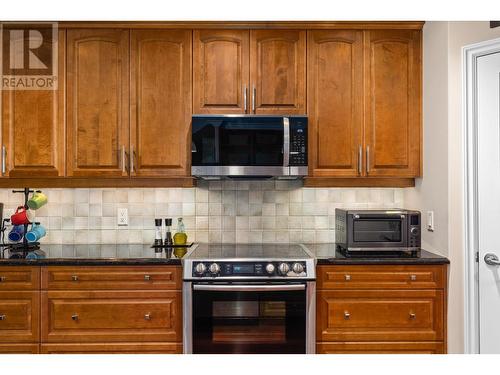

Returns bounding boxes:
[164,218,173,246]
[154,219,163,258]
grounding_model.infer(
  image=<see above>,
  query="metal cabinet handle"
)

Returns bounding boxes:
[344,311,351,320]
[0,276,5,282]
[0,314,6,321]
[144,275,151,281]
[121,145,127,174]
[409,312,416,320]
[129,146,136,173]
[344,275,351,281]
[71,314,79,321]
[410,274,417,281]
[358,145,362,175]
[243,85,248,112]
[1,145,6,175]
[366,145,370,174]
[252,85,256,113]
[485,253,500,266]
[144,313,151,321]
[71,275,79,281]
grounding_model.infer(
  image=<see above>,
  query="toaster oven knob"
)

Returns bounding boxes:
[194,263,206,275]
[410,227,419,235]
[292,262,304,274]
[209,263,220,275]
[265,263,275,274]
[278,263,290,276]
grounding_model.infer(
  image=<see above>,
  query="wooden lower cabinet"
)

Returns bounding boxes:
[40,343,182,354]
[317,342,444,354]
[41,290,182,343]
[0,344,40,354]
[316,264,447,354]
[0,291,40,343]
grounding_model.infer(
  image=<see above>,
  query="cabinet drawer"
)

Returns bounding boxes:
[317,289,444,342]
[41,266,181,290]
[41,290,182,343]
[317,265,446,290]
[0,344,40,354]
[40,342,182,354]
[0,291,40,343]
[0,267,40,290]
[316,341,445,354]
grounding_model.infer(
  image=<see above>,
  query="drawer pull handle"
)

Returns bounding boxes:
[409,312,416,320]
[0,276,5,282]
[344,311,350,320]
[144,313,151,321]
[410,275,417,281]
[71,275,79,282]
[144,275,151,281]
[344,275,351,281]
[71,314,79,321]
[0,314,6,321]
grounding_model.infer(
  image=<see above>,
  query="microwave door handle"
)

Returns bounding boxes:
[283,117,290,168]
[214,126,220,163]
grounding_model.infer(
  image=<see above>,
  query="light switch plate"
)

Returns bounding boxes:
[117,208,128,226]
[426,211,434,232]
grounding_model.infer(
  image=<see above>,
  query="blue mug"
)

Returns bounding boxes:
[8,225,25,242]
[25,223,46,243]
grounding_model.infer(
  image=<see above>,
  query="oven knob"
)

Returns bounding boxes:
[209,263,220,275]
[265,263,275,274]
[292,263,304,274]
[278,263,290,276]
[194,263,206,275]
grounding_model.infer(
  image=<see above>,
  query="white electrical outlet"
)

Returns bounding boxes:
[117,208,128,226]
[426,211,434,232]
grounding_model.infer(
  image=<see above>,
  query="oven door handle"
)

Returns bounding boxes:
[192,284,306,292]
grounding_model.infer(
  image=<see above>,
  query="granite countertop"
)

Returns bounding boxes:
[0,244,184,266]
[304,243,450,265]
[0,243,449,266]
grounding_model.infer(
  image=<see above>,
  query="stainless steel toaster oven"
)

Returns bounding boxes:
[335,209,421,252]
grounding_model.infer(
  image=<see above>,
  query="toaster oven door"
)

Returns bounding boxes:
[347,213,408,250]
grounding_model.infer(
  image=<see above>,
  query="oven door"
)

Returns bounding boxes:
[189,282,309,354]
[347,212,408,250]
[191,116,287,176]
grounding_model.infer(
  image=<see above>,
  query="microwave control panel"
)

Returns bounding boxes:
[290,118,307,166]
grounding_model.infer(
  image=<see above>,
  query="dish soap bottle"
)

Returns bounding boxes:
[173,218,187,258]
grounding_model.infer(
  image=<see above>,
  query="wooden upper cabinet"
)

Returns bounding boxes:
[250,30,306,114]
[364,30,421,177]
[66,29,129,177]
[1,30,65,177]
[193,30,250,114]
[308,30,363,177]
[130,30,192,177]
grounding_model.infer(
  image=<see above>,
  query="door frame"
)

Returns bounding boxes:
[463,36,500,354]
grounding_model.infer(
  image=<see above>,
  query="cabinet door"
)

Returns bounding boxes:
[130,30,191,177]
[307,30,363,177]
[193,30,249,114]
[1,30,65,177]
[250,30,306,114]
[66,29,129,177]
[364,30,421,177]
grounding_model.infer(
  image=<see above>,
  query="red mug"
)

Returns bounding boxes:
[11,206,35,226]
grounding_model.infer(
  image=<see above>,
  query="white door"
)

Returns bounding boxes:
[477,51,500,353]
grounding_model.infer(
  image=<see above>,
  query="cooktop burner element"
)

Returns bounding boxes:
[183,243,315,281]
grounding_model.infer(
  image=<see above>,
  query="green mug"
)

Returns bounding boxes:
[27,191,48,210]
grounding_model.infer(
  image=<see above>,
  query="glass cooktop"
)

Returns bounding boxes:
[186,243,312,260]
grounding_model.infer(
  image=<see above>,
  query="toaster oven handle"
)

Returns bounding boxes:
[192,284,305,292]
[283,117,290,168]
[353,213,406,220]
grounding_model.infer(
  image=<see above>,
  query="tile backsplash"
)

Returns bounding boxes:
[0,181,403,244]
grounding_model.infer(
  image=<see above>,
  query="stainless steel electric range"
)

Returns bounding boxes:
[182,243,316,354]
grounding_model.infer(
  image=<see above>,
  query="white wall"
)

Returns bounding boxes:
[407,21,500,354]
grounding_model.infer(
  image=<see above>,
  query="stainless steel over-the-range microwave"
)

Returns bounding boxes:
[191,115,308,178]
[335,209,421,252]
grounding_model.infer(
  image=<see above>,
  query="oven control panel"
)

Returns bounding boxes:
[192,261,307,278]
